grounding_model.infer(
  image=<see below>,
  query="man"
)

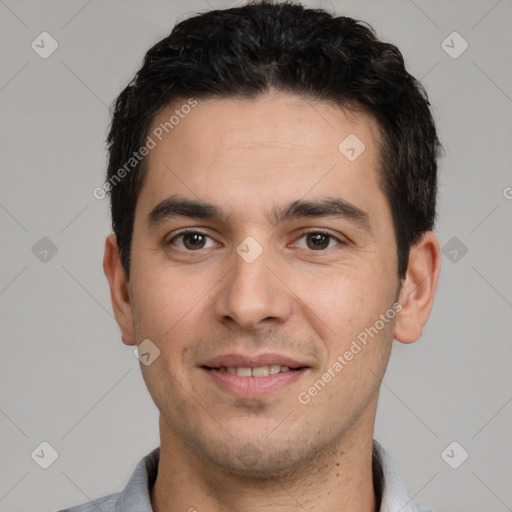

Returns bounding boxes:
[61,1,441,511]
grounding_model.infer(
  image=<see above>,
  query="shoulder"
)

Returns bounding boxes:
[57,491,120,512]
[57,447,160,512]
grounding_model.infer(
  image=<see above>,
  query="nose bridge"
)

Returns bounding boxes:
[214,236,291,330]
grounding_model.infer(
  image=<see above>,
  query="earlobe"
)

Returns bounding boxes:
[394,232,441,344]
[103,233,136,346]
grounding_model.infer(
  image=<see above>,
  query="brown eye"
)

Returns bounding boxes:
[294,231,342,251]
[306,233,330,250]
[182,233,206,250]
[169,231,216,251]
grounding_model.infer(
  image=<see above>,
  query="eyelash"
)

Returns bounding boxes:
[167,228,345,252]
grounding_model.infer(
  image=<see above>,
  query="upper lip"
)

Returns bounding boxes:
[201,353,310,369]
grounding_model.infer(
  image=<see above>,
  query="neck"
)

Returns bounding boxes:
[150,412,379,512]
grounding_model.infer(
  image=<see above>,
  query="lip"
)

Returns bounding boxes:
[200,352,309,369]
[202,366,310,398]
[199,352,311,399]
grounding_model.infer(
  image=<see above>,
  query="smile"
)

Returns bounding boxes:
[206,364,298,377]
[201,365,309,398]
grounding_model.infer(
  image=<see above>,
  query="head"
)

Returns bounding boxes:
[105,1,441,282]
[103,0,441,478]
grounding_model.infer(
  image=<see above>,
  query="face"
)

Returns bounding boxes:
[124,92,402,477]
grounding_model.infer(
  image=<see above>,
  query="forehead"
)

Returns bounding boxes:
[138,92,385,225]
[147,92,381,169]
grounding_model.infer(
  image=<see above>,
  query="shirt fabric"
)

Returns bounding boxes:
[58,439,432,512]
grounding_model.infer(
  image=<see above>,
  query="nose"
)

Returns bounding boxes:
[213,242,292,331]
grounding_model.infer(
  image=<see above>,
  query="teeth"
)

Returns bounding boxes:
[269,364,281,374]
[222,365,292,377]
[236,367,252,377]
[252,366,269,377]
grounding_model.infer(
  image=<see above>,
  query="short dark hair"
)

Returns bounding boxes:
[105,0,442,281]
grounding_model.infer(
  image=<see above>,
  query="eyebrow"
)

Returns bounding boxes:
[147,195,371,233]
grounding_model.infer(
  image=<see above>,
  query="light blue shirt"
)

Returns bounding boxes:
[58,439,433,512]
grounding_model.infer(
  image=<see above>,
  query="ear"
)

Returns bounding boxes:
[394,231,441,344]
[103,233,136,346]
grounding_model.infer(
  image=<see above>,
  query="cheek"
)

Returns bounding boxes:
[130,260,205,334]
[130,263,216,381]
[293,267,392,338]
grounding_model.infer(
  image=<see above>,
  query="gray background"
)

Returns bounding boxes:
[1,0,511,511]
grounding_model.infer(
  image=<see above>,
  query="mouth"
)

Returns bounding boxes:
[202,364,307,377]
[199,353,311,398]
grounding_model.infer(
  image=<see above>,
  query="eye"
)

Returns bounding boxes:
[168,230,218,251]
[294,231,343,251]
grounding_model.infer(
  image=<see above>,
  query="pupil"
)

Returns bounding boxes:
[185,233,204,249]
[309,233,328,249]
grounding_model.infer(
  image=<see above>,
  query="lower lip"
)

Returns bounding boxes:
[202,367,309,398]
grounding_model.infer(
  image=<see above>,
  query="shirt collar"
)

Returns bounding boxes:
[115,440,431,512]
[373,439,432,512]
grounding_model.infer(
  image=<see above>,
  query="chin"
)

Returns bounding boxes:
[206,436,324,481]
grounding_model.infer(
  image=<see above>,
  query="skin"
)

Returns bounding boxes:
[103,91,441,512]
